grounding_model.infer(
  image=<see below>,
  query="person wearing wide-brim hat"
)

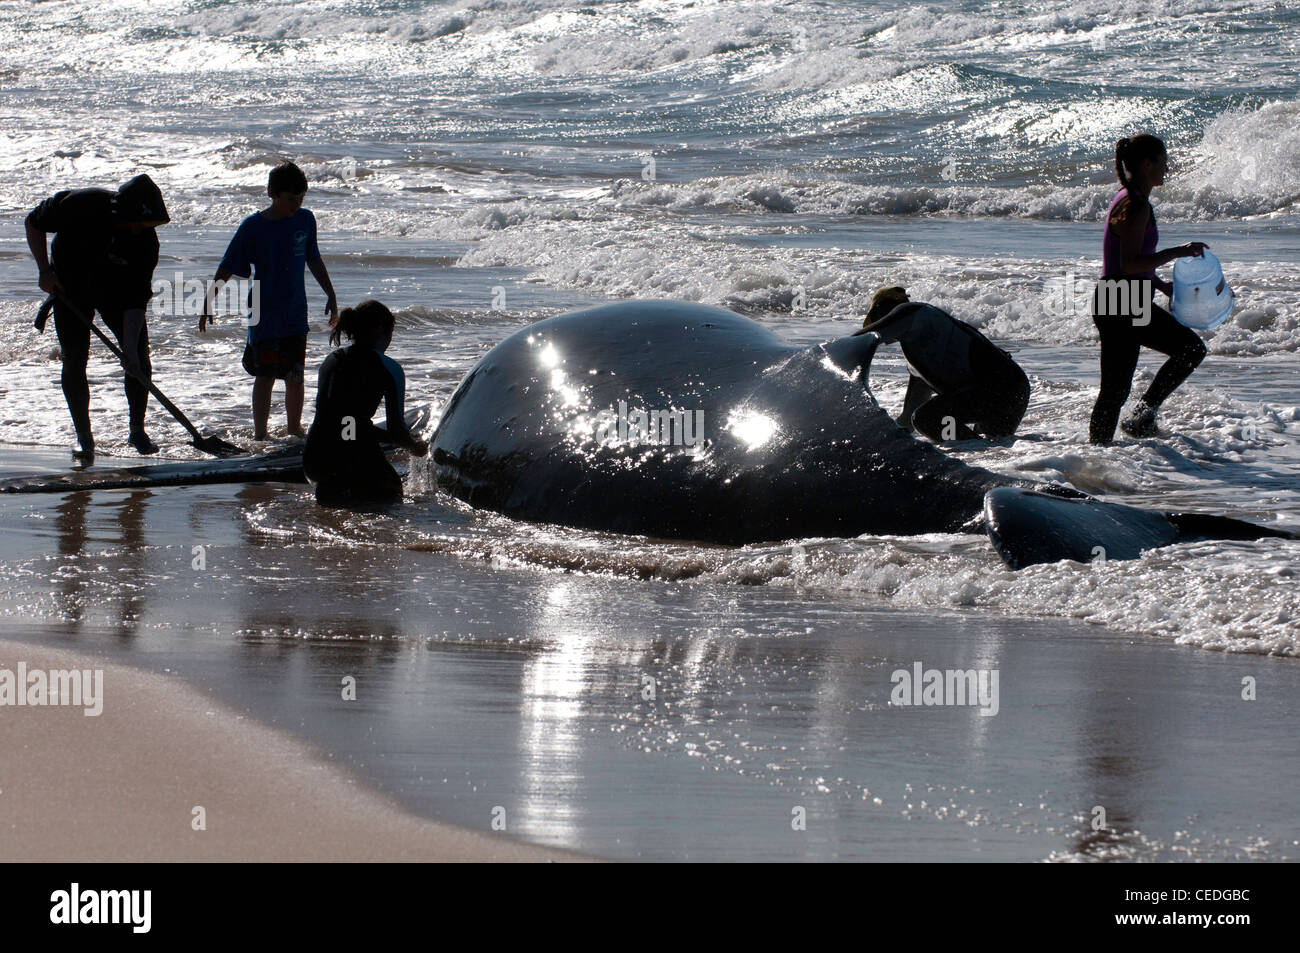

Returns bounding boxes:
[857,285,1030,442]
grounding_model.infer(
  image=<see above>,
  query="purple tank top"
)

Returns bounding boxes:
[1101,187,1157,279]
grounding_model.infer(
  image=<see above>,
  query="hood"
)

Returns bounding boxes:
[112,174,170,225]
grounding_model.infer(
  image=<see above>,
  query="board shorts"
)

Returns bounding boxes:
[242,334,307,382]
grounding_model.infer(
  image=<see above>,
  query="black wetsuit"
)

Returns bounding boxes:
[304,344,412,504]
[27,179,165,437]
[862,302,1030,441]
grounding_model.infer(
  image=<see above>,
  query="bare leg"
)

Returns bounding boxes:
[896,375,934,431]
[1136,305,1206,409]
[252,376,274,439]
[99,308,153,438]
[286,378,305,437]
[53,304,94,448]
[1089,319,1139,446]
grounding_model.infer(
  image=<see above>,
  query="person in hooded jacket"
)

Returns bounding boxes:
[25,173,170,459]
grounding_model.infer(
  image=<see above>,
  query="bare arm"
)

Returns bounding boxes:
[199,267,233,334]
[26,218,62,296]
[1114,200,1207,278]
[308,258,338,324]
[382,363,427,456]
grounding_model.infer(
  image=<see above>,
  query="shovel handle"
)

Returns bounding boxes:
[48,293,206,443]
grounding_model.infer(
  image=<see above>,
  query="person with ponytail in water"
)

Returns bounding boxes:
[303,300,427,505]
[1089,134,1209,445]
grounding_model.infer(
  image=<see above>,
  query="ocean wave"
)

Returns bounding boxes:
[1170,101,1300,218]
[603,160,1300,222]
[453,213,1300,355]
[172,2,481,44]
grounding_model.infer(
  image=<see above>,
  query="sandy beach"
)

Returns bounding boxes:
[0,636,578,862]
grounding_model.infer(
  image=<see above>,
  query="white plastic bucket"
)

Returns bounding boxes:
[1171,250,1235,330]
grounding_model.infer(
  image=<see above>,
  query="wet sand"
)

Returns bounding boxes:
[0,637,578,862]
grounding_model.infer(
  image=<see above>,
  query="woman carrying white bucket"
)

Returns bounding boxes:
[1089,134,1211,445]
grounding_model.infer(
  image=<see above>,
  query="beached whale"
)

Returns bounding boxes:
[430,300,1291,568]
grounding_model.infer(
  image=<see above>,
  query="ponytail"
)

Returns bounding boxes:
[329,299,396,349]
[1114,133,1166,190]
[1114,137,1132,189]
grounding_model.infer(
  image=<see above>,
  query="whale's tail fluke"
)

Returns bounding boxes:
[983,487,1295,570]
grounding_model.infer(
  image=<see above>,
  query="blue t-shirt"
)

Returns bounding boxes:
[219,208,320,342]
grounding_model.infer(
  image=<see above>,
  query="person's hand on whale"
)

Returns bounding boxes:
[407,436,428,457]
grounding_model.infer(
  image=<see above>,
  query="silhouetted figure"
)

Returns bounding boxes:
[201,161,337,440]
[1089,134,1209,445]
[26,174,170,458]
[304,300,427,505]
[859,285,1029,442]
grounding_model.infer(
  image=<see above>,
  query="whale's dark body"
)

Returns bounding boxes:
[431,300,1291,567]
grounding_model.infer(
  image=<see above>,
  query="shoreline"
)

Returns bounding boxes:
[0,638,586,862]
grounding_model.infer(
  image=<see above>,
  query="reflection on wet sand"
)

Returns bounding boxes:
[53,491,89,625]
[51,488,152,635]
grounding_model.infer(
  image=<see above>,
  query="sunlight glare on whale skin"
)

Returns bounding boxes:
[726,408,779,451]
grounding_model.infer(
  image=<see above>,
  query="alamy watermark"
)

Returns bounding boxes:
[590,400,704,448]
[150,272,261,325]
[1044,272,1152,326]
[890,661,999,716]
[0,662,103,716]
[50,883,150,933]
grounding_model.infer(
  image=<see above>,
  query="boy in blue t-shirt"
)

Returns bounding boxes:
[200,161,337,439]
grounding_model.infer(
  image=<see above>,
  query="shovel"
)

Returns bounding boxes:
[42,293,245,458]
